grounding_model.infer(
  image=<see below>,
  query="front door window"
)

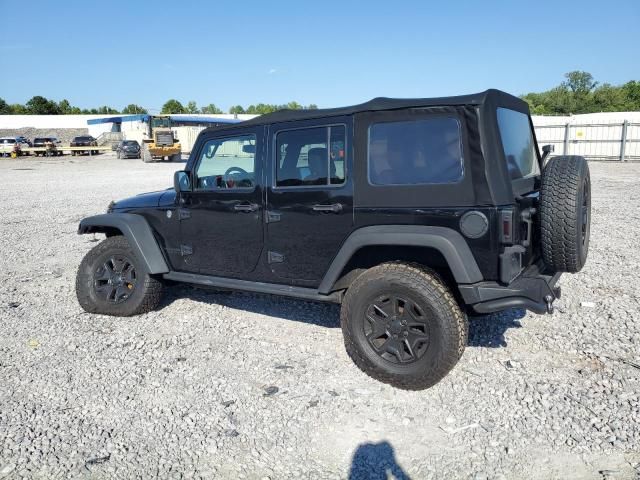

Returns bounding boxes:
[195,135,257,190]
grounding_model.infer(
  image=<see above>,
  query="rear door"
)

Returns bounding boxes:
[265,117,353,285]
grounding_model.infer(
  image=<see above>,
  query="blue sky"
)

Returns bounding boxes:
[1,0,638,112]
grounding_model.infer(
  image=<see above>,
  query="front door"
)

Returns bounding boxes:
[178,127,264,277]
[266,118,353,285]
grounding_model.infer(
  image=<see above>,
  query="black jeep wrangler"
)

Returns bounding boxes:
[76,90,591,390]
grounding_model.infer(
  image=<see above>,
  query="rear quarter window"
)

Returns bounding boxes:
[496,108,540,180]
[368,117,464,186]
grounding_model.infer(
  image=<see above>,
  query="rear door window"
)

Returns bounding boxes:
[275,125,346,187]
[496,108,540,180]
[368,117,463,185]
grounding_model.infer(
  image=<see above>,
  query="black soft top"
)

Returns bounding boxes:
[210,89,527,131]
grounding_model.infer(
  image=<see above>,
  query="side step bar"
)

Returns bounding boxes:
[163,271,343,303]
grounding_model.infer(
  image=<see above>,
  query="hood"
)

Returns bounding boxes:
[110,188,176,211]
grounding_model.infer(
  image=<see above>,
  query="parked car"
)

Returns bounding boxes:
[116,140,141,159]
[15,136,32,147]
[0,137,30,156]
[75,89,591,390]
[70,135,98,155]
[33,137,63,156]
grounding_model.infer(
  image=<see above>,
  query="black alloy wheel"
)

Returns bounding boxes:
[93,255,137,304]
[364,294,431,364]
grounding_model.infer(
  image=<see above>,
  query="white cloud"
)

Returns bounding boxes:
[268,68,277,75]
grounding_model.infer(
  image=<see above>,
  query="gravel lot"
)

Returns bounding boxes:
[0,154,639,479]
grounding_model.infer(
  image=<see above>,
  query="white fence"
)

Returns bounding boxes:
[533,121,640,161]
[532,112,640,161]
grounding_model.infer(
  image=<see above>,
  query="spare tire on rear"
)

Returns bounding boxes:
[539,155,591,273]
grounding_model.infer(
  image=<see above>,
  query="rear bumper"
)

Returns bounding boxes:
[459,263,561,315]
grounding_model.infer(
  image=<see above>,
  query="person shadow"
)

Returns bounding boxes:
[348,441,411,480]
[467,308,527,348]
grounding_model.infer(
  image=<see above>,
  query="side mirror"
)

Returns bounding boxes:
[174,170,192,193]
[541,144,555,165]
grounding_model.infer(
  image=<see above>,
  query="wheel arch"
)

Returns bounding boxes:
[318,225,483,295]
[78,213,169,274]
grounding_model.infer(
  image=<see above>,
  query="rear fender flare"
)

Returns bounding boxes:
[78,213,169,274]
[318,225,483,294]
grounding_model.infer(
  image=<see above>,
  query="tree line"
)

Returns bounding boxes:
[1,72,638,116]
[0,97,318,116]
[521,71,640,115]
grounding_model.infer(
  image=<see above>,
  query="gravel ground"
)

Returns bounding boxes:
[0,154,639,480]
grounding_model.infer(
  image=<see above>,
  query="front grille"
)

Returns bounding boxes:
[155,132,174,146]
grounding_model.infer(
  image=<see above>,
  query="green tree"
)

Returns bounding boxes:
[96,106,119,114]
[58,99,71,114]
[229,105,245,114]
[621,80,640,110]
[122,104,148,114]
[201,103,223,114]
[161,99,186,114]
[286,101,302,110]
[26,96,60,114]
[563,71,598,96]
[592,83,626,112]
[0,98,10,114]
[10,104,28,114]
[186,101,199,114]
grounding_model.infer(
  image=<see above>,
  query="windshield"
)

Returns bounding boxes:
[496,108,540,180]
[123,141,138,146]
[0,139,16,144]
[152,117,171,128]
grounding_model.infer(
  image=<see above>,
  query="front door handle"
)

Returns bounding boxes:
[234,203,259,213]
[312,203,342,213]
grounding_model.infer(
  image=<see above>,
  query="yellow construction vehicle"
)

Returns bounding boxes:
[141,115,182,163]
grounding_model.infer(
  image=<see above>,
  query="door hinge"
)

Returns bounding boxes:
[180,244,193,256]
[266,211,281,223]
[179,209,191,220]
[267,251,284,264]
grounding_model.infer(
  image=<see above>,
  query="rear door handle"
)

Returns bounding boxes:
[234,203,259,212]
[312,203,343,213]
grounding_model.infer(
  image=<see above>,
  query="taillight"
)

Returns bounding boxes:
[500,209,514,244]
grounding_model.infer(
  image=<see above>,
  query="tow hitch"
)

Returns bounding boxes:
[545,286,562,314]
[544,295,554,314]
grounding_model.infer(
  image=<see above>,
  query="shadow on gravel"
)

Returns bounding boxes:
[348,441,411,480]
[467,308,527,348]
[159,286,527,341]
[161,285,341,328]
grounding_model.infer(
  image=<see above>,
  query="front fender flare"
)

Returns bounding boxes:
[78,213,169,274]
[318,225,483,294]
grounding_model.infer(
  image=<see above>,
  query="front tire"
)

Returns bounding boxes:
[341,262,468,390]
[141,145,153,163]
[76,236,164,316]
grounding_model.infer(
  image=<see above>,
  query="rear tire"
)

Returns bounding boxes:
[340,262,468,390]
[76,236,164,316]
[540,155,591,273]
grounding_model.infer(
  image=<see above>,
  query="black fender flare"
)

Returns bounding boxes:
[78,213,169,274]
[318,225,483,294]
